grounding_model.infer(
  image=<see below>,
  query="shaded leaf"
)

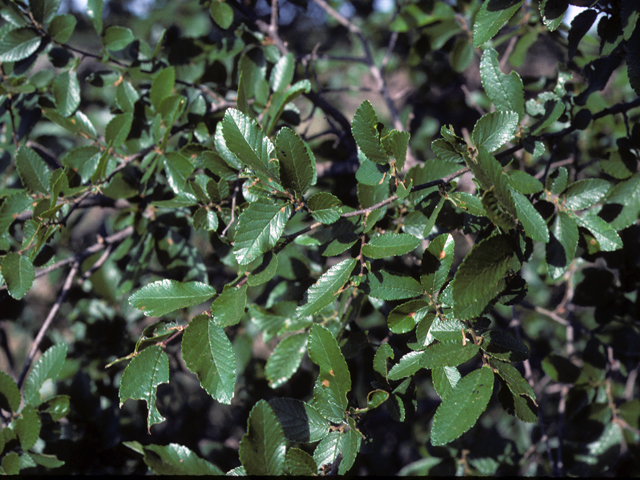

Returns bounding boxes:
[239,400,286,475]
[432,366,461,400]
[276,127,316,197]
[480,330,530,362]
[151,67,175,112]
[209,0,233,29]
[269,397,329,443]
[0,371,20,413]
[286,448,317,476]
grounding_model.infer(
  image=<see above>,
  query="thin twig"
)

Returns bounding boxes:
[17,261,80,390]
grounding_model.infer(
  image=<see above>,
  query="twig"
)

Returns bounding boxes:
[17,261,80,390]
[222,182,241,237]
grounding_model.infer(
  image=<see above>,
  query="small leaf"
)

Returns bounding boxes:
[233,200,291,265]
[421,341,479,369]
[48,14,76,42]
[421,233,455,295]
[472,111,519,153]
[276,127,316,197]
[182,314,236,404]
[105,112,133,148]
[388,351,425,381]
[211,284,247,327]
[362,233,420,259]
[14,404,41,450]
[239,400,287,475]
[103,25,134,51]
[480,48,525,119]
[387,300,431,334]
[270,52,295,93]
[308,192,342,224]
[0,371,20,413]
[473,0,524,47]
[209,0,234,29]
[52,70,80,117]
[31,0,61,25]
[452,234,516,320]
[0,27,41,62]
[511,189,549,243]
[381,129,411,172]
[296,258,355,318]
[143,444,224,475]
[23,343,67,407]
[269,397,329,443]
[365,270,424,301]
[163,152,194,194]
[573,211,622,252]
[432,366,461,400]
[1,252,35,300]
[128,279,216,317]
[373,343,394,379]
[16,146,50,194]
[119,345,169,430]
[266,333,308,388]
[430,366,494,445]
[351,100,388,165]
[151,67,175,112]
[480,330,529,362]
[285,448,317,476]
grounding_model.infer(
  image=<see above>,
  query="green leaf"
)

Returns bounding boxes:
[239,400,286,475]
[233,200,291,265]
[52,70,80,117]
[356,156,389,186]
[264,80,311,135]
[480,48,525,119]
[39,395,70,421]
[222,109,280,184]
[2,452,20,474]
[129,279,216,317]
[103,25,134,51]
[0,27,41,62]
[308,323,351,408]
[286,448,317,476]
[373,343,394,379]
[31,0,61,25]
[105,112,133,148]
[546,211,578,279]
[421,233,455,295]
[351,100,388,165]
[276,127,316,197]
[472,110,519,153]
[23,343,67,407]
[527,92,565,135]
[209,0,234,29]
[29,452,65,469]
[193,207,218,231]
[452,234,516,320]
[150,67,175,112]
[0,371,20,413]
[381,129,411,172]
[308,192,342,225]
[365,270,424,301]
[432,366,461,400]
[539,0,567,32]
[266,333,308,388]
[507,170,543,194]
[119,345,169,430]
[269,397,329,443]
[511,189,549,243]
[16,146,50,194]
[388,351,425,381]
[115,79,139,113]
[421,341,479,368]
[1,252,35,300]
[430,366,494,446]
[247,251,278,286]
[182,314,236,404]
[490,358,535,398]
[14,404,41,450]
[163,152,194,194]
[547,166,568,195]
[446,191,486,216]
[387,300,431,334]
[362,233,420,259]
[296,258,355,318]
[473,0,524,47]
[480,330,529,362]
[270,52,295,93]
[211,284,247,327]
[432,138,464,163]
[563,178,610,210]
[450,35,474,73]
[605,174,640,230]
[142,443,223,475]
[573,211,622,252]
[48,14,76,42]
[86,0,103,33]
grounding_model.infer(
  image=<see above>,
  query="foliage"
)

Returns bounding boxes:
[1,0,640,475]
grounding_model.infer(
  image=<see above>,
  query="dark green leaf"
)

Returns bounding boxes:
[480,48,525,119]
[546,211,578,279]
[430,366,494,445]
[105,112,133,148]
[604,173,640,230]
[163,152,194,195]
[16,146,50,194]
[388,351,425,381]
[0,27,41,62]
[563,178,610,210]
[239,400,286,475]
[296,258,355,318]
[431,138,464,163]
[432,366,461,400]
[542,354,582,383]
[511,189,549,243]
[387,300,431,334]
[351,100,388,165]
[266,333,308,388]
[1,252,35,300]
[115,79,139,113]
[247,251,278,286]
[129,279,216,317]
[119,345,169,430]
[527,92,565,134]
[31,0,60,25]
[480,330,529,362]
[151,67,175,112]
[421,341,479,368]
[573,211,622,252]
[269,397,329,443]
[48,14,76,42]
[472,110,519,153]
[450,36,474,73]
[39,395,70,421]
[182,314,236,404]
[143,443,223,475]
[210,284,247,328]
[209,0,233,29]
[285,448,317,476]
[421,233,455,295]
[86,0,103,33]
[103,25,134,51]
[452,234,516,319]
[308,192,342,225]
[308,323,351,409]
[52,70,80,117]
[356,156,390,186]
[539,0,567,32]
[233,200,291,265]
[365,270,424,301]
[276,127,316,197]
[0,371,20,413]
[381,129,411,172]
[23,343,66,407]
[14,404,41,450]
[373,342,394,379]
[29,452,65,469]
[507,170,543,194]
[473,0,524,47]
[362,233,420,259]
